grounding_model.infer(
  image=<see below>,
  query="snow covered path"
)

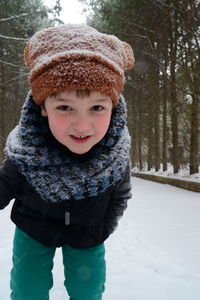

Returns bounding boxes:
[1,177,200,299]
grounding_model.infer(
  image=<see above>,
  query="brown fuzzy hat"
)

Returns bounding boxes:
[24,24,134,105]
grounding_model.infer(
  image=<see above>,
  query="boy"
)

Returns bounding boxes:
[0,24,134,300]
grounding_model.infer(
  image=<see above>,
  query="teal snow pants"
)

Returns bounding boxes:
[10,227,106,300]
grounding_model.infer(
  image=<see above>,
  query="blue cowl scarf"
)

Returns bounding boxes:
[5,92,131,202]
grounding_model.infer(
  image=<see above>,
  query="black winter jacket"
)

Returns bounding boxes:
[0,159,131,248]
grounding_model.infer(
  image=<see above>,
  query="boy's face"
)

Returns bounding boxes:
[41,90,113,154]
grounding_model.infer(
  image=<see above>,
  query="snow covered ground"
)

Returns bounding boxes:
[1,177,200,300]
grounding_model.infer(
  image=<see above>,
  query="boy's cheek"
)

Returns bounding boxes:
[96,116,111,135]
[48,117,68,134]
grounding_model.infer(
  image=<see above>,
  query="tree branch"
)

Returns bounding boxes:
[0,34,28,41]
[0,59,24,68]
[0,13,28,23]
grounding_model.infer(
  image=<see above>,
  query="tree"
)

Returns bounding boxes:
[80,0,199,174]
[0,0,62,162]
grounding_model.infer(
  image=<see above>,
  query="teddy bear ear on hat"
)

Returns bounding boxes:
[122,42,135,70]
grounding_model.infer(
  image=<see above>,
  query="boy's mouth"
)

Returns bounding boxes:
[70,135,91,143]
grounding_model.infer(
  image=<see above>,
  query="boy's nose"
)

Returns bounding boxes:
[72,114,91,133]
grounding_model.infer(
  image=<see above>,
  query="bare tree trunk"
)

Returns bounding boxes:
[154,65,160,172]
[138,131,143,170]
[170,76,180,173]
[162,81,168,171]
[186,39,200,175]
[127,97,138,168]
[138,103,143,170]
[189,93,199,174]
[169,10,180,174]
[0,64,6,162]
[147,126,153,171]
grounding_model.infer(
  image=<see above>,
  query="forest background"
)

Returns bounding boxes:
[0,0,199,175]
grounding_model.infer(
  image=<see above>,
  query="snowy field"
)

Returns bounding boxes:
[0,177,200,300]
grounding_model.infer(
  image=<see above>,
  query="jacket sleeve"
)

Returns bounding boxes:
[103,161,132,238]
[0,159,19,209]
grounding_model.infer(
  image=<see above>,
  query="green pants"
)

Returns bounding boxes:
[10,227,106,300]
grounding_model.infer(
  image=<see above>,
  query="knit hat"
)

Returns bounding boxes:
[24,24,134,105]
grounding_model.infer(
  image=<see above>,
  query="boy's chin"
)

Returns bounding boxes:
[65,145,93,155]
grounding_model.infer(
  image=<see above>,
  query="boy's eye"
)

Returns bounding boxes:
[91,105,104,111]
[56,105,71,111]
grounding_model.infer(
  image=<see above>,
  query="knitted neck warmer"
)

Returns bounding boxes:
[5,92,131,202]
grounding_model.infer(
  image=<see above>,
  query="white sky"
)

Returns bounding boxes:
[44,0,87,24]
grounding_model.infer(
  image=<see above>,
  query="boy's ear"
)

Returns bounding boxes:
[40,104,47,117]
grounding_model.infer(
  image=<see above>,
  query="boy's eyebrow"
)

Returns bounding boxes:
[53,97,111,103]
[94,98,110,102]
[53,97,72,102]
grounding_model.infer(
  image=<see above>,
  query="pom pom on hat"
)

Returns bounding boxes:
[24,24,135,105]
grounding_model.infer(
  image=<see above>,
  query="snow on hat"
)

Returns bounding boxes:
[24,24,135,105]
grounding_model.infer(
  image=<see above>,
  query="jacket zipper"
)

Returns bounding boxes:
[65,200,70,225]
[65,211,70,225]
